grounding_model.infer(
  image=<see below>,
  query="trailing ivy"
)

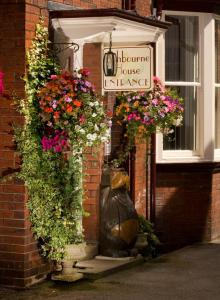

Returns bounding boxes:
[14,18,84,261]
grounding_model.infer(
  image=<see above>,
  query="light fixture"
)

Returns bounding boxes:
[103,32,117,77]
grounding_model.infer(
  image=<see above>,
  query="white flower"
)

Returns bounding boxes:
[108,120,112,127]
[173,116,183,126]
[75,125,81,131]
[92,133,97,140]
[101,136,108,142]
[92,113,97,117]
[94,124,99,131]
[87,133,97,141]
[79,128,85,134]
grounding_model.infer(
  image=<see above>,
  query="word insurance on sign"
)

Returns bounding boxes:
[103,46,153,91]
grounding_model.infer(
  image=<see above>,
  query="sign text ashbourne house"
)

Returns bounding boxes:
[103,46,152,91]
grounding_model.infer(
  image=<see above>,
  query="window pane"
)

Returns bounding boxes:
[215,87,220,148]
[163,86,197,150]
[215,20,220,83]
[165,15,199,82]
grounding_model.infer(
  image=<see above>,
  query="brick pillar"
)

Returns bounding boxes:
[134,141,147,216]
[0,1,50,288]
[83,43,104,241]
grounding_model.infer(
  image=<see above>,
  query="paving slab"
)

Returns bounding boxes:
[75,255,144,279]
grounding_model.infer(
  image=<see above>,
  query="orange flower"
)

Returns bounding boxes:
[126,107,130,112]
[134,101,139,107]
[73,100,81,107]
[54,111,60,119]
[44,107,53,113]
[107,110,113,118]
[66,105,73,113]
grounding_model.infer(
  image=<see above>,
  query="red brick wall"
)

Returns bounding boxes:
[155,163,220,251]
[136,0,151,15]
[0,1,25,95]
[212,171,220,240]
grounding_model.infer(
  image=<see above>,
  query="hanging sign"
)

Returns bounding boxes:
[103,46,153,91]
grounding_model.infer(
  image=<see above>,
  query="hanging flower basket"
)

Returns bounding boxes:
[111,77,184,167]
[115,76,184,142]
[37,69,109,153]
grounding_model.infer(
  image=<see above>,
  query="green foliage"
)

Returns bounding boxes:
[14,18,84,261]
[138,215,160,257]
[26,17,60,98]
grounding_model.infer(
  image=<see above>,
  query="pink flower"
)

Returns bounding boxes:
[61,139,67,146]
[65,96,72,103]
[79,115,85,124]
[54,145,62,153]
[152,99,158,106]
[78,68,90,77]
[152,76,161,83]
[50,74,58,80]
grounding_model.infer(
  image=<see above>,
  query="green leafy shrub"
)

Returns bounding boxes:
[14,18,109,262]
[138,215,160,257]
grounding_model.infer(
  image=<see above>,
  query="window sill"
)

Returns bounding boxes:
[157,151,207,163]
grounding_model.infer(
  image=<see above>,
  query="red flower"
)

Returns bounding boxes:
[73,100,81,107]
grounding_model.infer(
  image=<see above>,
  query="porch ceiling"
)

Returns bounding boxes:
[50,8,170,45]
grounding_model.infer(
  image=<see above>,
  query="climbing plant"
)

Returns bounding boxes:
[14,18,110,261]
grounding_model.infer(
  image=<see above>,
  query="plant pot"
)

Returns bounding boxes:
[135,233,148,250]
[62,242,98,275]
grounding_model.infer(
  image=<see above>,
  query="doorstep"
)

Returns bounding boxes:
[75,255,144,279]
[52,255,144,282]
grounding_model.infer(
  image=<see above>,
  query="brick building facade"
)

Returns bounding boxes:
[0,0,220,288]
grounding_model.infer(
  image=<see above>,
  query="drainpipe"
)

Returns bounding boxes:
[130,145,136,204]
[149,42,157,224]
[150,133,156,223]
[152,0,164,20]
[156,0,164,20]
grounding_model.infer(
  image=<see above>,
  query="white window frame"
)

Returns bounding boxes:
[156,10,216,163]
[214,15,220,159]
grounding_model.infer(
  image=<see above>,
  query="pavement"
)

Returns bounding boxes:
[0,239,220,300]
